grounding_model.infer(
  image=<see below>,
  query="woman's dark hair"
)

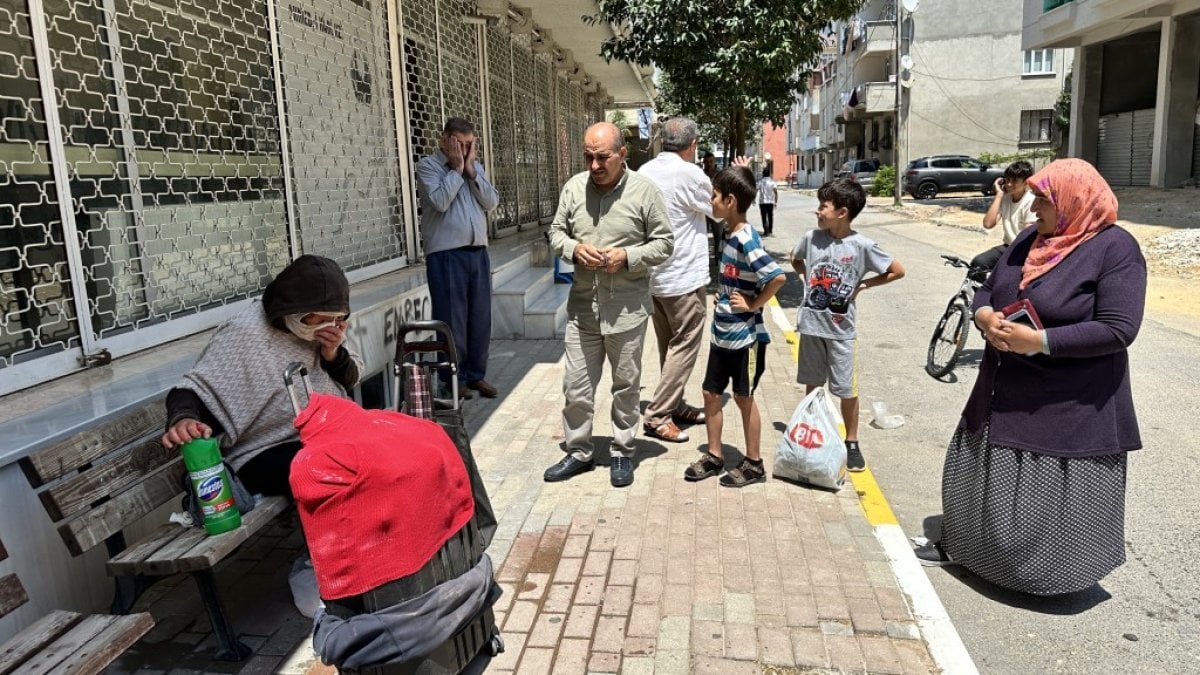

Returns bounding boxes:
[817,177,866,220]
[1004,160,1035,181]
[762,168,771,179]
[713,166,757,213]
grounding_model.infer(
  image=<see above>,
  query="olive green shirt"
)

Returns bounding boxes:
[549,168,674,335]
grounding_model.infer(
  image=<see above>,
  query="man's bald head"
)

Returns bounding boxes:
[585,122,625,153]
[583,122,627,192]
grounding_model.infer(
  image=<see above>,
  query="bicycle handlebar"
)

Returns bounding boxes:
[940,255,970,268]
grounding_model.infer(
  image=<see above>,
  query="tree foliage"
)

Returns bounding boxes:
[589,0,865,154]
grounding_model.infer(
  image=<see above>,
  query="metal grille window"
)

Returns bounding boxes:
[534,54,556,219]
[436,0,481,125]
[554,74,571,187]
[511,33,538,226]
[402,0,441,167]
[1,0,77,376]
[1020,109,1053,143]
[278,0,407,273]
[485,25,517,232]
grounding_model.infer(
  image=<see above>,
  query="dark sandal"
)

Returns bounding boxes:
[684,454,724,481]
[673,405,706,425]
[719,459,766,488]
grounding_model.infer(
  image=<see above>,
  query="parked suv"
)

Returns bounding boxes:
[835,158,881,189]
[903,155,1005,199]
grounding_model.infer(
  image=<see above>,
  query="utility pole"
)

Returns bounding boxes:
[893,3,903,206]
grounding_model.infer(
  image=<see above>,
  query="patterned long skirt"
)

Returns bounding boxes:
[940,423,1128,596]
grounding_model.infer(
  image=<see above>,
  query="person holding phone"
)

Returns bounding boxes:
[970,160,1036,273]
[416,118,501,399]
[915,159,1146,597]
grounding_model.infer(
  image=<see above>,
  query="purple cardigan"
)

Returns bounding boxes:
[964,225,1146,458]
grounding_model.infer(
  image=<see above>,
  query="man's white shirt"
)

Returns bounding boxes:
[637,152,713,297]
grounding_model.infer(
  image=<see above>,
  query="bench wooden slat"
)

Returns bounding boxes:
[58,458,185,556]
[19,401,165,487]
[38,613,154,675]
[130,524,209,577]
[38,436,176,522]
[108,496,289,576]
[0,575,28,619]
[17,614,116,675]
[0,610,83,675]
[175,497,289,573]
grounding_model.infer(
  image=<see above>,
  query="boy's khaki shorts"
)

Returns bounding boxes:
[795,334,857,399]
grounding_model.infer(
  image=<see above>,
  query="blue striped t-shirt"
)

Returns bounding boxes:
[711,226,783,349]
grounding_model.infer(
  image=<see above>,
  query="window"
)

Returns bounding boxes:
[1020,109,1054,143]
[931,158,963,168]
[1023,49,1055,75]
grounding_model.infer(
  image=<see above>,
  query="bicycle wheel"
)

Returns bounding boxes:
[926,302,969,378]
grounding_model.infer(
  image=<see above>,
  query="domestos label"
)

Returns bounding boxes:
[180,438,242,534]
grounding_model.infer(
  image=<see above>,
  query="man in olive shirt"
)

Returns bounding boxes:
[543,122,674,488]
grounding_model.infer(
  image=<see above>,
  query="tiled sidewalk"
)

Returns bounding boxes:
[113,316,938,674]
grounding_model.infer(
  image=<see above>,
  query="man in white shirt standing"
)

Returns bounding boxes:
[638,117,712,442]
[756,168,778,236]
[972,160,1036,271]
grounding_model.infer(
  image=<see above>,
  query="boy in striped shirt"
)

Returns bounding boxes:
[685,166,786,487]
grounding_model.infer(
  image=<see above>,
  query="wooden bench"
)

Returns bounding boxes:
[19,399,288,661]
[0,536,154,674]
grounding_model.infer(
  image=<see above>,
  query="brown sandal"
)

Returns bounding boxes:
[719,458,766,488]
[684,453,724,481]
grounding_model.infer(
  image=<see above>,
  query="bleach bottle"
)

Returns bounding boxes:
[181,438,242,535]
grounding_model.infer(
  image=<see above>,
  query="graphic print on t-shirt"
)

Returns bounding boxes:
[805,260,859,320]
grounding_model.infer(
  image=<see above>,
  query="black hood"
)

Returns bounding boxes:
[262,255,350,322]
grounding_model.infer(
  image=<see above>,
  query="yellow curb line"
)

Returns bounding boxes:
[768,296,899,527]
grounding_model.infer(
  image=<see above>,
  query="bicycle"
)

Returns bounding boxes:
[926,255,991,378]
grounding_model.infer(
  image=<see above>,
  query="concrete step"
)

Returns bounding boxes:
[491,251,532,289]
[524,283,571,340]
[494,267,554,309]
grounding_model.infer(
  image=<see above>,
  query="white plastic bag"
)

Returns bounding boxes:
[289,553,324,618]
[773,388,847,490]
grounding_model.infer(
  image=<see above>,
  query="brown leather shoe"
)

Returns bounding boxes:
[466,379,498,398]
[644,421,689,443]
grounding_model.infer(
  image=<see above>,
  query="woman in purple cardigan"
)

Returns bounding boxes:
[915,159,1146,595]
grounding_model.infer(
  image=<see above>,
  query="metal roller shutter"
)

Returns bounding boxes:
[1096,108,1156,186]
[1192,123,1200,179]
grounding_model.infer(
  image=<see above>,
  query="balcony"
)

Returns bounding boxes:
[843,81,896,120]
[858,21,896,60]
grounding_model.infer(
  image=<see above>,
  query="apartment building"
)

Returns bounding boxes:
[792,0,1071,185]
[1024,0,1200,187]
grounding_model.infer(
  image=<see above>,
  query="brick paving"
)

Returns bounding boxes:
[110,309,938,674]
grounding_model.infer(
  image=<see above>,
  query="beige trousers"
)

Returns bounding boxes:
[562,320,647,461]
[643,286,708,428]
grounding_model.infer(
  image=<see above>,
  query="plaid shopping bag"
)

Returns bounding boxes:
[403,362,433,420]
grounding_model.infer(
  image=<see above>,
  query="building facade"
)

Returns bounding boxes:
[793,0,1072,185]
[1023,0,1200,187]
[0,0,650,638]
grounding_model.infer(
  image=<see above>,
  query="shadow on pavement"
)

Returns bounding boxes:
[920,514,1114,615]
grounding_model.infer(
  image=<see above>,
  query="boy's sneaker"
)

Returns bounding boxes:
[913,541,956,567]
[846,442,866,472]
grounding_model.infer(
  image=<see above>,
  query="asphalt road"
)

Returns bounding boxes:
[753,189,1200,675]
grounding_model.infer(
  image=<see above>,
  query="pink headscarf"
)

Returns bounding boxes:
[1021,158,1118,290]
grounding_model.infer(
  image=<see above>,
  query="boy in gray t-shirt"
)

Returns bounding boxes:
[790,179,905,472]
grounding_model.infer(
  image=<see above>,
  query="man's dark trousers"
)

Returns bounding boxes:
[427,246,491,383]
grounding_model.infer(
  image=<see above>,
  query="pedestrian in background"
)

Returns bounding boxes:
[916,158,1145,596]
[684,166,785,488]
[790,178,905,472]
[637,116,711,443]
[756,167,778,237]
[416,118,501,399]
[972,160,1037,271]
[542,122,674,488]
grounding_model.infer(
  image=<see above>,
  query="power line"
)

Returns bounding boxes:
[908,109,1016,147]
[910,42,1020,144]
